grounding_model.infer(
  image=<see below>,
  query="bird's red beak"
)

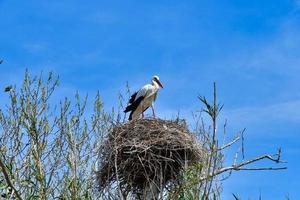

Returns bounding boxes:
[157,80,163,88]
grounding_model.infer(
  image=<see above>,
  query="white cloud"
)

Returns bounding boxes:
[83,11,120,25]
[23,42,48,54]
[242,15,300,74]
[225,100,300,126]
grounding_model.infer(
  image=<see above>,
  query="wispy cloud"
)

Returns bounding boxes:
[225,100,300,127]
[295,0,300,7]
[83,11,120,25]
[22,42,48,54]
[236,13,300,74]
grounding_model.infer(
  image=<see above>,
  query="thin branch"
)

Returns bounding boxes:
[241,128,246,160]
[0,157,23,200]
[114,146,124,200]
[218,136,240,151]
[229,167,287,171]
[201,153,287,181]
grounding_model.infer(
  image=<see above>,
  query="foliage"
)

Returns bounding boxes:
[0,71,286,200]
[0,71,110,199]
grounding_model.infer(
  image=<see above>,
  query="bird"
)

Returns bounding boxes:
[124,75,163,120]
[4,85,12,92]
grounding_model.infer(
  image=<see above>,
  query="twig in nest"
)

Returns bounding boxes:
[96,118,207,198]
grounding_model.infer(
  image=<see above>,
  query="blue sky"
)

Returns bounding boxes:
[0,0,299,199]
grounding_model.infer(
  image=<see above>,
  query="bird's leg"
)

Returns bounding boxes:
[151,105,156,119]
[142,112,144,119]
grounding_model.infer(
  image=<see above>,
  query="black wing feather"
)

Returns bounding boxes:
[124,96,145,120]
[124,96,144,113]
[129,92,137,104]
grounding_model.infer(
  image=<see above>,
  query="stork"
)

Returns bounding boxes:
[124,75,163,120]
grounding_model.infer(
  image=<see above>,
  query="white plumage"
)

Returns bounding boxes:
[124,75,163,120]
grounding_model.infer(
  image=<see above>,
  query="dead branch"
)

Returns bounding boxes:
[218,136,240,151]
[202,152,287,181]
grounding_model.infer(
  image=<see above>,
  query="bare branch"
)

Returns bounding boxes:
[0,157,23,200]
[218,136,240,151]
[241,128,246,159]
[228,167,287,171]
[202,153,287,181]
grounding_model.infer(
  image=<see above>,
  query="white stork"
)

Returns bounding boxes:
[124,75,163,120]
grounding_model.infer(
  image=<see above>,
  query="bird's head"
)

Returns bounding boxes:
[152,75,163,88]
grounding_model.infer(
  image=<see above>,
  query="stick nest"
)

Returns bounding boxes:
[96,118,206,196]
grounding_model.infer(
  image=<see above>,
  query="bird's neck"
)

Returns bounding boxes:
[152,80,160,89]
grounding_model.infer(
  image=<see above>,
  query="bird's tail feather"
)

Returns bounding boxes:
[128,112,133,120]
